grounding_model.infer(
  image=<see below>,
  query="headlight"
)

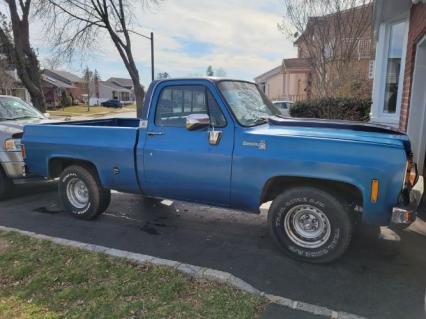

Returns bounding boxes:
[403,154,418,187]
[4,138,21,152]
[408,163,418,187]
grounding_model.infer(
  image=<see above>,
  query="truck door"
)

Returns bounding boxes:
[141,81,234,206]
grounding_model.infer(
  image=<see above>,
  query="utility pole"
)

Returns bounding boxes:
[118,29,155,82]
[150,32,154,82]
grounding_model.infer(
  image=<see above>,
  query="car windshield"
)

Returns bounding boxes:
[218,81,280,126]
[0,97,44,121]
[275,102,287,109]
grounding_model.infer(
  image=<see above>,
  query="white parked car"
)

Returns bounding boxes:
[272,100,294,117]
[0,96,48,199]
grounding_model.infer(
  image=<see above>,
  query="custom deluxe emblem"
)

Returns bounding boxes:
[242,140,267,150]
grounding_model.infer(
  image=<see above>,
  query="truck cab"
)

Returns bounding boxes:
[22,78,424,263]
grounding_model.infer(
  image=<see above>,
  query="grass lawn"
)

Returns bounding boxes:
[0,231,265,318]
[48,104,136,117]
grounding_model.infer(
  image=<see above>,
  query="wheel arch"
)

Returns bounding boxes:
[260,176,364,210]
[49,157,100,181]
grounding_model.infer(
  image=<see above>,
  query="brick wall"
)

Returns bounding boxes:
[399,3,426,131]
[69,82,87,103]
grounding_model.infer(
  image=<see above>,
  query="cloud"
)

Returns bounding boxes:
[30,0,297,85]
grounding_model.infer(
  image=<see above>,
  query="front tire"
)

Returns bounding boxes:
[268,187,353,263]
[59,165,110,220]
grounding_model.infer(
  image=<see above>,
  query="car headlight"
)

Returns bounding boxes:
[4,138,21,152]
[403,154,418,187]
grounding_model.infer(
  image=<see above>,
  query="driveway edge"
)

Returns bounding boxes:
[0,225,367,319]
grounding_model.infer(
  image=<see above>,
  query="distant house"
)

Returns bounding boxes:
[107,77,133,90]
[370,0,426,174]
[294,4,374,98]
[41,69,86,108]
[89,80,133,106]
[255,4,374,101]
[106,77,135,103]
[255,58,311,102]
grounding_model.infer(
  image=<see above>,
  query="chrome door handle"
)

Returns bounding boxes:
[147,131,165,136]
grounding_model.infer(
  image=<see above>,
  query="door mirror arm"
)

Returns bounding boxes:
[208,130,222,145]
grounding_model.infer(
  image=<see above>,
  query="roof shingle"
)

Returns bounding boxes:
[107,77,134,88]
[46,70,83,83]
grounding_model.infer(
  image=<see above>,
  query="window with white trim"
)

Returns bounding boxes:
[383,21,406,114]
[371,16,409,126]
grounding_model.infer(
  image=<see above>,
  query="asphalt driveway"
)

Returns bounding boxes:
[1,184,425,319]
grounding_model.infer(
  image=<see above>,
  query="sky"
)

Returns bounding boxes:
[32,0,297,87]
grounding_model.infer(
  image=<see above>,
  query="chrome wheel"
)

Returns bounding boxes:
[284,204,331,249]
[66,177,89,209]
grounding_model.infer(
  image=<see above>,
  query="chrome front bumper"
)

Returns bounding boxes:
[0,149,25,179]
[2,161,26,179]
[391,176,424,224]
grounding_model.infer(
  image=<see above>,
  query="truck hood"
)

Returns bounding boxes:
[0,118,52,140]
[248,116,411,153]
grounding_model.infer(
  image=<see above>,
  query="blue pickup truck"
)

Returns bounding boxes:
[21,78,423,263]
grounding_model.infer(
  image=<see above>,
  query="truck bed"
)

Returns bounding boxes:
[23,118,142,193]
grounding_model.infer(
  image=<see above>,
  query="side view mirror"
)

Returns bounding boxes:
[186,113,210,131]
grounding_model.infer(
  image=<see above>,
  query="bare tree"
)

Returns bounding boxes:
[43,56,63,70]
[279,0,373,97]
[93,69,100,103]
[0,5,46,111]
[0,66,15,94]
[38,0,158,117]
[0,17,15,94]
[206,65,214,77]
[82,66,93,110]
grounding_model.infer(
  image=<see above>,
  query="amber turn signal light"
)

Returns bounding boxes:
[371,179,379,203]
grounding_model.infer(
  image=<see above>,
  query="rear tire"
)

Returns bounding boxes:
[59,165,110,220]
[268,186,353,263]
[97,189,111,216]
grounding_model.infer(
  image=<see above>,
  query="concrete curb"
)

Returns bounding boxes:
[0,225,367,319]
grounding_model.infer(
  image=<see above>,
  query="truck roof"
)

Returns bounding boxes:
[141,77,257,120]
[153,77,255,84]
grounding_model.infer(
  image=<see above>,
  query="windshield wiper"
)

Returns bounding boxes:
[251,117,269,126]
[275,114,292,119]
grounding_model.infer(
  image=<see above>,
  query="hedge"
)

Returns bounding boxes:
[289,97,371,122]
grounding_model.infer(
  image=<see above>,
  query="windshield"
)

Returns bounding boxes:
[217,81,279,126]
[0,97,44,121]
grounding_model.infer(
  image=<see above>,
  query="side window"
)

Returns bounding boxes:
[155,86,226,128]
[155,86,207,127]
